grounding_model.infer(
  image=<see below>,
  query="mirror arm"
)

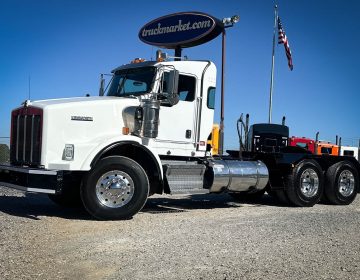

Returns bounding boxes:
[99,74,105,96]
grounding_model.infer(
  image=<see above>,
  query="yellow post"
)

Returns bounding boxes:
[207,124,220,155]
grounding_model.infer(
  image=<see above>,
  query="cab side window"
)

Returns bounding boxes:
[159,73,196,102]
[321,147,332,154]
[178,75,196,102]
[207,87,216,109]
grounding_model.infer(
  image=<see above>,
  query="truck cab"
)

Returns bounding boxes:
[9,60,217,172]
[316,141,339,156]
[340,146,359,161]
[247,123,289,153]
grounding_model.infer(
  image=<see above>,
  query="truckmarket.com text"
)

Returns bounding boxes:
[142,20,212,37]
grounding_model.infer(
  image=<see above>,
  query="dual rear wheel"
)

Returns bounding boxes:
[323,161,358,205]
[285,159,323,207]
[274,159,358,207]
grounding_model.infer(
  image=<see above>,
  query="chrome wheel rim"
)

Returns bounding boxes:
[96,170,134,208]
[300,168,319,198]
[338,170,355,197]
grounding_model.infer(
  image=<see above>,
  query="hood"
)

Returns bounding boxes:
[25,96,139,109]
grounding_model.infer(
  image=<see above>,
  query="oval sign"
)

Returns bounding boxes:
[139,12,224,49]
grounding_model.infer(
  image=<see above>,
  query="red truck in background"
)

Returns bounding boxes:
[289,133,339,156]
[289,136,315,153]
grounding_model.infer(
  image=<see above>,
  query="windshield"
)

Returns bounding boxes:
[107,66,156,97]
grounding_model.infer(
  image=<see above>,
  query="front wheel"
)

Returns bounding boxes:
[81,156,149,220]
[285,159,324,207]
[324,161,359,205]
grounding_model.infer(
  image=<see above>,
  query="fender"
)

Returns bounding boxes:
[81,136,163,180]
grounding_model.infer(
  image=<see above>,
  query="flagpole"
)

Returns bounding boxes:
[268,5,278,124]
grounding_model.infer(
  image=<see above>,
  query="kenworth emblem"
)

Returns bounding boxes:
[71,116,93,121]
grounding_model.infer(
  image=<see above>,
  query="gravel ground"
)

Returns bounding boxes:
[0,186,359,280]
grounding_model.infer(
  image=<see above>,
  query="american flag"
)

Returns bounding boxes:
[278,16,293,71]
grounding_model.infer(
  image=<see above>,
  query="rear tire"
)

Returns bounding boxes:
[285,159,324,207]
[81,156,149,220]
[324,161,358,205]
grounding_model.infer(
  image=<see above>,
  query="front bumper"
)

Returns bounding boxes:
[0,164,63,194]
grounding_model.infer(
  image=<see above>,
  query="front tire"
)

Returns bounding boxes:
[324,161,358,205]
[81,156,149,220]
[285,159,324,207]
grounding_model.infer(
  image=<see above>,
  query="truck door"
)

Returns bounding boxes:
[155,72,198,156]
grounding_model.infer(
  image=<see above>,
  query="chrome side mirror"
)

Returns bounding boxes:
[99,74,105,96]
[165,70,179,106]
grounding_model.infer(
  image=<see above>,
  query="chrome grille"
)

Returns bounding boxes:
[10,107,42,166]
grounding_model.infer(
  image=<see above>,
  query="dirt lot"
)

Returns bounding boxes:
[0,186,360,280]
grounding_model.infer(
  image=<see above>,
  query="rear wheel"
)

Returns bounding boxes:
[324,161,358,205]
[81,156,149,220]
[285,159,324,207]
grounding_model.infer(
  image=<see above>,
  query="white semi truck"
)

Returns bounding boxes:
[0,57,359,220]
[340,146,360,162]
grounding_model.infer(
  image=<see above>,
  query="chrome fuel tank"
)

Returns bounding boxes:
[208,159,269,193]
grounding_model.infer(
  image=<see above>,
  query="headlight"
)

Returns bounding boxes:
[63,144,74,161]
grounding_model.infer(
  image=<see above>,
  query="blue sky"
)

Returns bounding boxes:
[0,0,359,149]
